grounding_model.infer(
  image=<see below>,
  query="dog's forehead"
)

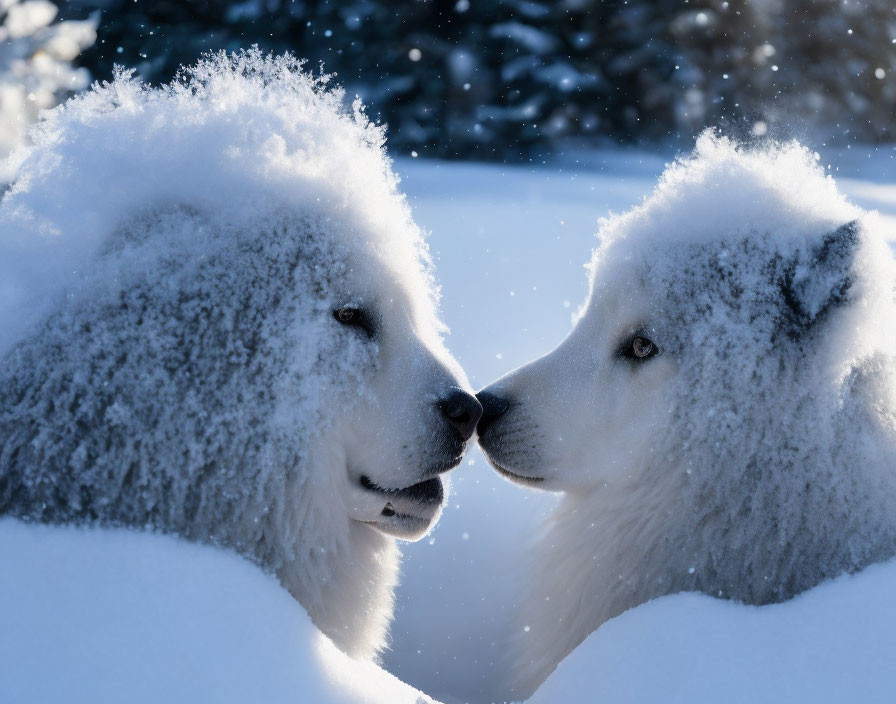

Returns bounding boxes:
[587,235,816,342]
[629,237,790,292]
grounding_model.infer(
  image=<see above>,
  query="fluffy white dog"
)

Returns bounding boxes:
[476,134,896,698]
[0,50,481,661]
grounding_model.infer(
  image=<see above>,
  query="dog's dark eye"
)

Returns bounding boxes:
[333,307,375,337]
[624,336,658,361]
[335,307,360,324]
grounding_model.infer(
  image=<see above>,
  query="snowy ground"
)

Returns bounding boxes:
[1,145,895,703]
[529,559,896,704]
[0,518,436,704]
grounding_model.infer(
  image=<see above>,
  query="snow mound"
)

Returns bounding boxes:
[528,558,896,704]
[0,47,435,357]
[0,518,437,704]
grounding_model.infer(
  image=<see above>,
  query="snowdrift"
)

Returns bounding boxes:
[4,513,894,704]
[0,519,437,704]
[528,558,896,703]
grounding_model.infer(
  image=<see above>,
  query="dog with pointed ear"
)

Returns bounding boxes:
[475,134,896,700]
[779,219,859,333]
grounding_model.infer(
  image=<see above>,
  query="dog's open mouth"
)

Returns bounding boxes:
[355,475,445,540]
[359,475,444,506]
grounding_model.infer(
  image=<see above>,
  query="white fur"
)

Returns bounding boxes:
[0,50,472,661]
[478,134,896,698]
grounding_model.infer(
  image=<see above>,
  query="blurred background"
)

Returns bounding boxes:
[3,0,896,169]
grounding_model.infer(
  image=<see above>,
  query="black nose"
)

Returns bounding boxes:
[438,388,483,441]
[475,390,510,436]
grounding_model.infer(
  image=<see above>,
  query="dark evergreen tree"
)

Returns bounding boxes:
[770,0,896,142]
[57,0,896,159]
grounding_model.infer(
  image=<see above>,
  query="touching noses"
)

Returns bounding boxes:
[474,389,510,436]
[439,388,483,441]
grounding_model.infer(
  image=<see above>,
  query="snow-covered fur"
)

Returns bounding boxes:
[0,50,475,661]
[477,133,896,699]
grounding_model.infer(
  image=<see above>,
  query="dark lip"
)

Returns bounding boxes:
[359,475,444,505]
[489,461,545,486]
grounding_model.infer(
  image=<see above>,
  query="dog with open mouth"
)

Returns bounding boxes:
[0,50,480,661]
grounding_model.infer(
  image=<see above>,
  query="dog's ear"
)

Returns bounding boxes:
[780,219,860,327]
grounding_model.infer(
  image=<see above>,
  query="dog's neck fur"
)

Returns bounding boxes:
[506,470,687,700]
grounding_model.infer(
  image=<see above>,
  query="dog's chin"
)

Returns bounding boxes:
[353,475,445,541]
[479,450,546,488]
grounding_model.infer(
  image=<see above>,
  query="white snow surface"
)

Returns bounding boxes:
[528,560,896,704]
[0,518,435,704]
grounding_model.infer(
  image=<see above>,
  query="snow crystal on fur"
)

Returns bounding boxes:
[502,133,896,698]
[0,49,454,661]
